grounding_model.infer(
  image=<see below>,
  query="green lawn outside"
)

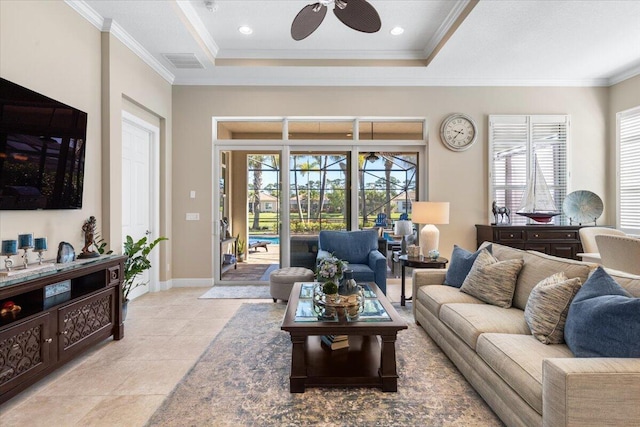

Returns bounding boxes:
[248,212,403,233]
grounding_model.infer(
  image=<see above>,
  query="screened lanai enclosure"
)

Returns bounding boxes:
[214,118,426,284]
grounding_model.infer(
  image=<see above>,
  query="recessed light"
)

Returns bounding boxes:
[238,26,253,35]
[390,26,404,36]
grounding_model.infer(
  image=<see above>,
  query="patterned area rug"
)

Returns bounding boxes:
[199,285,271,299]
[147,303,502,426]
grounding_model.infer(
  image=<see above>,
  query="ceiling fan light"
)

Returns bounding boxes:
[238,26,253,35]
[335,0,347,10]
[390,26,404,36]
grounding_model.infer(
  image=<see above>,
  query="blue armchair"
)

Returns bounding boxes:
[317,229,387,294]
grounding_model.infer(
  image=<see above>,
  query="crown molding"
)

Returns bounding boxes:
[64,0,104,30]
[216,49,425,61]
[174,0,219,66]
[608,62,640,86]
[423,0,478,60]
[104,19,175,84]
[66,0,174,84]
[172,68,610,87]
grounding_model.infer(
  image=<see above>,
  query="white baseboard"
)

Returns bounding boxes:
[172,278,213,288]
[149,280,172,293]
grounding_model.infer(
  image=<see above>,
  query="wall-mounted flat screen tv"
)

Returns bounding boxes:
[0,78,87,210]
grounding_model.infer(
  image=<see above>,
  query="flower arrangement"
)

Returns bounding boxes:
[316,255,348,283]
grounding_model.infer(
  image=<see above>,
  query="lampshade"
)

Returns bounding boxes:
[411,202,450,225]
[412,202,450,256]
[394,220,413,236]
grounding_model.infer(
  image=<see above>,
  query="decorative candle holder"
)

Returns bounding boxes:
[3,256,14,271]
[1,239,18,272]
[18,233,34,269]
[18,233,34,249]
[34,237,48,265]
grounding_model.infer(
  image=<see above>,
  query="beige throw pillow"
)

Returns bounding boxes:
[460,249,524,308]
[524,272,582,344]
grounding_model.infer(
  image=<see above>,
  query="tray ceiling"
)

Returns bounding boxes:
[70,0,640,86]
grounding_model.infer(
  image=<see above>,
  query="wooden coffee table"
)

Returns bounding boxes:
[281,282,408,393]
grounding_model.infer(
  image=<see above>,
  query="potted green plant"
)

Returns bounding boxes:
[236,234,246,262]
[122,234,168,318]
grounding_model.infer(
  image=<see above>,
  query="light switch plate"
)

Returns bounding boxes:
[186,213,200,221]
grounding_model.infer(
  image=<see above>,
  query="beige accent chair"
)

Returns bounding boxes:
[595,234,640,275]
[578,226,626,253]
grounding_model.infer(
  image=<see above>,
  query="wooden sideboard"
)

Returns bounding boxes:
[0,255,126,404]
[476,224,584,260]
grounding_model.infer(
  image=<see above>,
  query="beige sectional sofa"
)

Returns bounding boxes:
[412,242,640,427]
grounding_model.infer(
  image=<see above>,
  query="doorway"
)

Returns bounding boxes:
[218,151,282,283]
[121,111,160,298]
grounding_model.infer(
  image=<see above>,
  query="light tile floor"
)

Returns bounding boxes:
[0,279,411,427]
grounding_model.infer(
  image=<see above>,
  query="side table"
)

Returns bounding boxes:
[397,254,448,306]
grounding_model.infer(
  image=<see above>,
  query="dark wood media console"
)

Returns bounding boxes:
[0,255,126,404]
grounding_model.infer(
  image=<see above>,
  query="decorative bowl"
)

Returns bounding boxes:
[313,284,364,320]
[562,190,603,225]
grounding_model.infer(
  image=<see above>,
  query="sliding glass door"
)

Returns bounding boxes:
[213,117,427,285]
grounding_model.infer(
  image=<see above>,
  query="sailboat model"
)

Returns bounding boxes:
[516,157,561,223]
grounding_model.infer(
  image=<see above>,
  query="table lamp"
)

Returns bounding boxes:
[411,201,450,256]
[394,220,413,255]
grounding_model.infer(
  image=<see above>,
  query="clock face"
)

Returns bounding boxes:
[440,114,477,151]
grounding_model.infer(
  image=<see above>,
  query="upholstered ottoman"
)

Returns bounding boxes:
[269,267,315,302]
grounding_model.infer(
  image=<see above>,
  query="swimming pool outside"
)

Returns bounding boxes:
[250,235,280,244]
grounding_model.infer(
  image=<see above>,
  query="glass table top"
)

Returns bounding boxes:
[294,282,391,323]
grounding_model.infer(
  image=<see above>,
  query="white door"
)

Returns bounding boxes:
[122,115,154,298]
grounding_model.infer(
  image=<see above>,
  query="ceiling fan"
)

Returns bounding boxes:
[291,0,382,41]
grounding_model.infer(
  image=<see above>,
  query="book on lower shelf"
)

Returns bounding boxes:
[321,335,349,350]
[326,334,348,342]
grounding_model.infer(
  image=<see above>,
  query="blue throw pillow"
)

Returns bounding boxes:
[444,244,492,288]
[564,266,640,357]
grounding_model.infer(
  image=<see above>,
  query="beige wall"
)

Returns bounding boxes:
[230,152,248,259]
[0,0,102,254]
[102,32,172,281]
[1,1,172,284]
[172,85,609,278]
[608,74,640,223]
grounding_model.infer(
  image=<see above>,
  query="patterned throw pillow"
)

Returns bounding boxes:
[460,249,524,308]
[444,244,492,288]
[524,272,582,344]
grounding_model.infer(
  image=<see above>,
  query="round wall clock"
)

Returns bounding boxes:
[440,113,478,151]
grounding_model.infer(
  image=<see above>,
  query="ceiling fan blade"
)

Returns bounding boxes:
[333,0,381,33]
[291,3,328,41]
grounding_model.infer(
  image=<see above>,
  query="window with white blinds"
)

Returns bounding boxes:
[489,115,569,225]
[617,106,640,234]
